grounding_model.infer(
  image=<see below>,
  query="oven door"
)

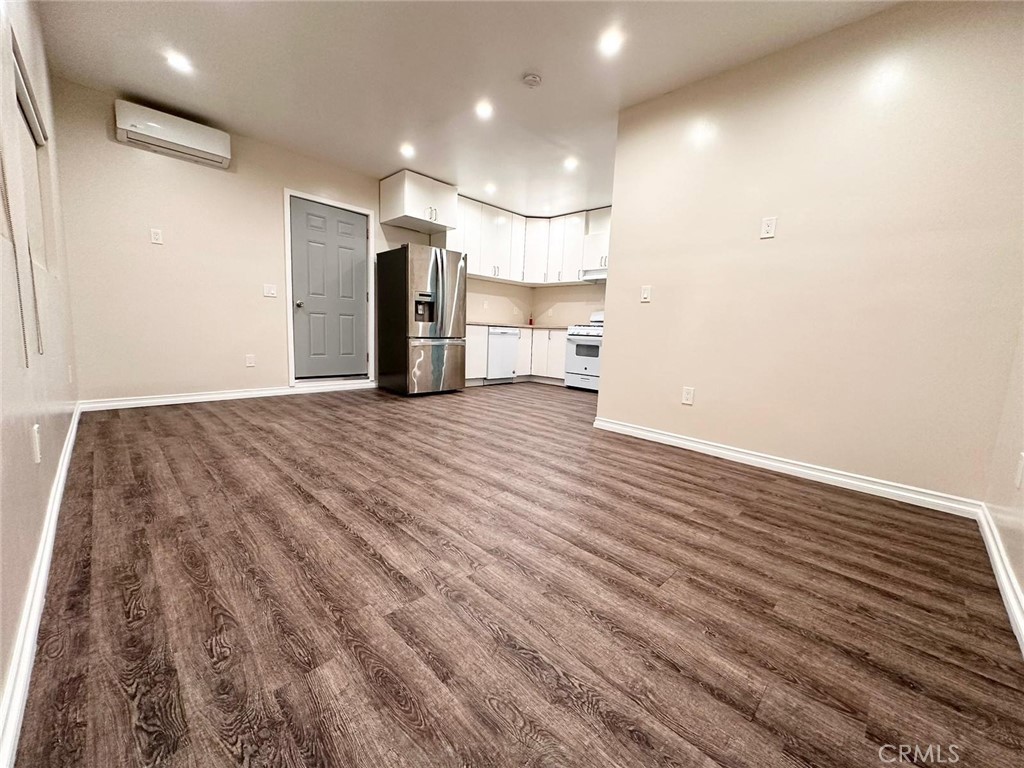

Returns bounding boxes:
[566,335,602,377]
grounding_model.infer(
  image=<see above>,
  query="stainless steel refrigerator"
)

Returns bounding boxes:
[376,244,467,395]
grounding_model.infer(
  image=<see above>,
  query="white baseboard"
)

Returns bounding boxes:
[79,379,376,412]
[0,403,81,767]
[978,504,1024,658]
[593,418,983,518]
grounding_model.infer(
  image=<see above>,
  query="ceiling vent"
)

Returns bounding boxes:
[114,100,231,168]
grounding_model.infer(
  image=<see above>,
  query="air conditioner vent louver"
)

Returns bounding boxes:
[114,100,231,168]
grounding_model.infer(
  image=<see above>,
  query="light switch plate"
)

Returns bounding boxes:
[760,217,777,239]
[263,284,277,298]
[245,354,256,368]
[150,228,163,245]
[640,285,652,303]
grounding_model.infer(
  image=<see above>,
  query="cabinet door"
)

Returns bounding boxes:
[546,330,567,379]
[524,218,549,283]
[515,328,532,377]
[429,179,458,230]
[546,216,565,283]
[480,205,512,279]
[510,214,526,282]
[582,232,609,271]
[460,198,484,276]
[466,325,489,379]
[562,212,585,282]
[586,206,612,234]
[531,330,548,377]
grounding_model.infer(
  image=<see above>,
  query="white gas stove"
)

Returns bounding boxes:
[565,311,604,391]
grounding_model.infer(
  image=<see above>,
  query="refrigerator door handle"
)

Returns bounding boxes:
[436,248,446,337]
[409,338,466,347]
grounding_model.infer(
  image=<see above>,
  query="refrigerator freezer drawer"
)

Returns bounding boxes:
[408,338,466,394]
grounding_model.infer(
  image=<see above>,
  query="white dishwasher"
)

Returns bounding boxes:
[486,327,520,381]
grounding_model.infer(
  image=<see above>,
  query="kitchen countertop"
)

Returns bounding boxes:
[467,322,569,330]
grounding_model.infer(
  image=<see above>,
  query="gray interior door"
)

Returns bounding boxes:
[290,196,368,378]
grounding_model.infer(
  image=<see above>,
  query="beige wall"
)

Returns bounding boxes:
[466,278,532,325]
[53,77,428,401]
[1,1,77,697]
[600,2,1022,506]
[532,283,606,327]
[467,279,604,327]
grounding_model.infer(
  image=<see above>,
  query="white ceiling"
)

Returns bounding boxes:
[38,1,889,217]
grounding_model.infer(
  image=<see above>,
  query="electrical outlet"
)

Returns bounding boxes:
[30,424,41,463]
[640,285,652,303]
[150,228,164,245]
[245,354,256,367]
[682,386,695,405]
[1016,452,1024,489]
[760,217,777,239]
[263,284,277,298]
[483,300,489,310]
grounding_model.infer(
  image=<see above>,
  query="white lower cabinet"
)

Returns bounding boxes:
[546,330,567,379]
[515,328,532,377]
[531,331,548,377]
[466,325,489,379]
[529,329,566,380]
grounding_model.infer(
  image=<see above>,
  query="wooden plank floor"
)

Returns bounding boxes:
[15,383,1024,767]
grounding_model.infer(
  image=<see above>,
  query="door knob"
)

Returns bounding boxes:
[295,300,304,307]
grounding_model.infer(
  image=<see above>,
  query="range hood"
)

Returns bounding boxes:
[581,268,608,282]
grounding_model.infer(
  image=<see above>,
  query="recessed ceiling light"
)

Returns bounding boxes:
[165,50,193,74]
[399,142,416,159]
[484,182,497,195]
[598,27,625,58]
[563,156,579,172]
[475,99,494,120]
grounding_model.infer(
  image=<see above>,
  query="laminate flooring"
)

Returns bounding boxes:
[14,383,1024,767]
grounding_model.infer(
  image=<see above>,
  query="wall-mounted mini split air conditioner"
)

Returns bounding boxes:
[114,99,231,168]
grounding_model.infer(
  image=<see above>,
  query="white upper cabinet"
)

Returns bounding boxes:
[546,216,565,283]
[582,232,610,271]
[561,212,586,282]
[524,218,549,283]
[480,204,512,279]
[460,197,484,276]
[582,206,612,272]
[439,196,610,284]
[510,214,526,283]
[586,207,612,234]
[380,170,457,234]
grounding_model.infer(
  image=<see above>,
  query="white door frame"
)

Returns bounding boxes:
[283,188,376,387]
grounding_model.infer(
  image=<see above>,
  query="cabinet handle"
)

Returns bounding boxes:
[557,270,561,281]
